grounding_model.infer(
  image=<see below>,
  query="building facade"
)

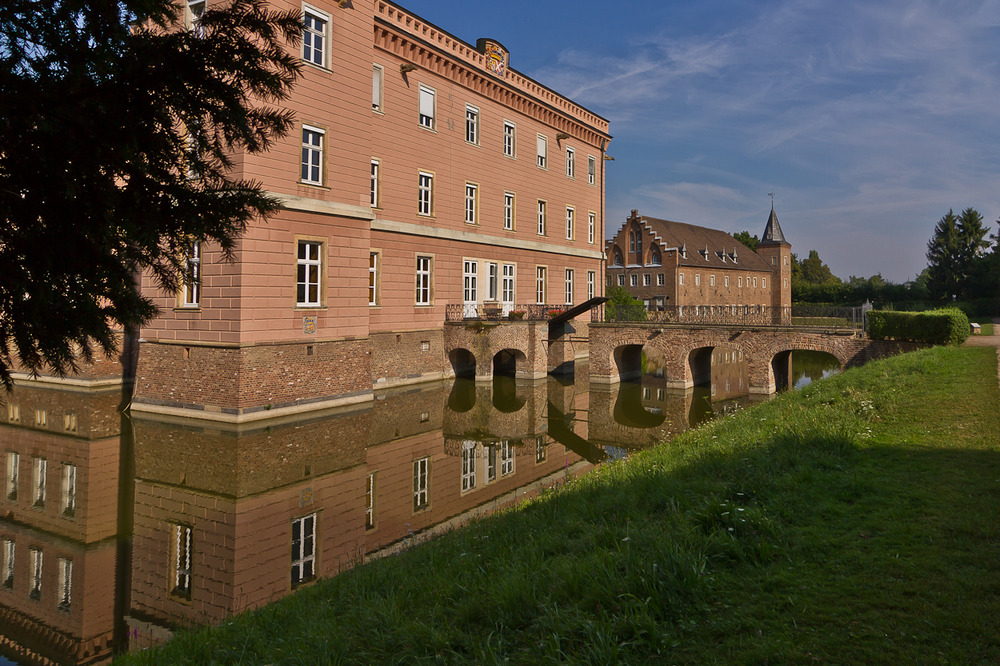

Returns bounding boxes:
[605,208,791,315]
[134,1,611,421]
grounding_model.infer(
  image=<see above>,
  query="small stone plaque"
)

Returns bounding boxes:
[300,487,313,506]
[303,316,316,334]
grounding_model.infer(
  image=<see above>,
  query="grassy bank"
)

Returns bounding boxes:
[121,346,1000,664]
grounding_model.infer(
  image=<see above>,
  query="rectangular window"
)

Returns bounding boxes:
[487,262,498,301]
[630,274,637,287]
[1,539,13,589]
[6,404,19,423]
[617,274,624,286]
[464,183,478,224]
[502,264,515,307]
[372,64,384,111]
[5,451,17,500]
[739,277,743,287]
[301,125,324,185]
[588,155,596,185]
[413,457,429,511]
[32,457,46,508]
[503,192,515,231]
[643,274,650,286]
[463,260,478,316]
[370,159,380,207]
[500,441,514,476]
[486,445,497,482]
[536,134,547,168]
[565,269,574,305]
[302,7,328,67]
[182,241,200,307]
[762,277,767,288]
[296,240,322,307]
[57,557,72,612]
[418,171,433,216]
[536,200,546,236]
[172,524,192,599]
[565,207,574,240]
[418,85,435,129]
[503,121,516,157]
[679,273,685,286]
[61,463,76,517]
[186,0,205,36]
[536,437,548,463]
[695,274,701,287]
[753,277,758,288]
[588,212,595,244]
[35,409,46,427]
[587,271,595,300]
[725,275,730,287]
[657,273,665,286]
[368,252,379,306]
[565,147,575,178]
[710,274,716,286]
[29,548,42,600]
[415,256,432,305]
[465,105,479,144]
[536,266,546,304]
[290,514,316,587]
[461,441,477,492]
[365,473,376,530]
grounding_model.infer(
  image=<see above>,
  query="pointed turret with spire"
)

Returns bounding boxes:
[754,199,792,318]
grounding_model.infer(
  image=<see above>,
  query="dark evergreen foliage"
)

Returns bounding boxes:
[926,208,992,301]
[731,230,759,252]
[0,0,301,387]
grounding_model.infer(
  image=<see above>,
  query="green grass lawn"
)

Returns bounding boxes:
[977,321,994,335]
[119,345,1000,664]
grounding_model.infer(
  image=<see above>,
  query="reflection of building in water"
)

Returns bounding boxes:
[0,383,122,664]
[710,347,749,401]
[128,379,585,634]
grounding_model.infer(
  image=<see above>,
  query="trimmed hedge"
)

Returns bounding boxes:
[867,308,970,345]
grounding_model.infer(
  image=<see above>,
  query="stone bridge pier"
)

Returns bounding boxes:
[444,321,549,382]
[589,323,925,394]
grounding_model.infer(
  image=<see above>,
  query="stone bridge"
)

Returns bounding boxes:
[589,323,923,394]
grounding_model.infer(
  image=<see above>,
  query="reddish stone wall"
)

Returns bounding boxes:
[371,329,447,386]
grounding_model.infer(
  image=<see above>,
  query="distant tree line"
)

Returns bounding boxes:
[733,207,999,316]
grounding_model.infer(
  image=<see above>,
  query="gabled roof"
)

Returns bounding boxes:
[614,213,772,272]
[759,205,789,246]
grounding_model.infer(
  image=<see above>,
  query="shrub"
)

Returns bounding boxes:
[605,286,646,322]
[867,308,970,345]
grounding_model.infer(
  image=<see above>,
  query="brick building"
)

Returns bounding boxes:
[605,208,791,314]
[134,0,611,422]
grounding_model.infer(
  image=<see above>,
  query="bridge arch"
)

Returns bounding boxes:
[448,348,476,379]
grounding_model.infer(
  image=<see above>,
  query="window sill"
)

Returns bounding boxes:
[298,181,331,191]
[174,306,201,312]
[294,305,328,311]
[419,124,438,134]
[301,60,333,75]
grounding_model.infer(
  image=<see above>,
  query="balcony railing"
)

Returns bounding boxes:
[590,304,871,333]
[444,304,568,322]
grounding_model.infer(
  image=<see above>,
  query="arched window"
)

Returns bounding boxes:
[649,247,661,266]
[628,231,635,252]
[632,227,641,257]
[613,247,624,266]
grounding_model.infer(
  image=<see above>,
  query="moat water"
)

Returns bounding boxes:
[0,351,838,663]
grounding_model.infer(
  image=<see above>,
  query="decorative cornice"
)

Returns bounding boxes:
[268,192,375,220]
[372,217,605,260]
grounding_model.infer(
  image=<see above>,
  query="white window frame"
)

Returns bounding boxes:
[172,524,192,599]
[502,264,515,310]
[565,269,574,305]
[587,271,595,300]
[588,212,595,244]
[487,262,499,301]
[657,273,665,286]
[29,548,42,600]
[565,207,574,240]
[588,155,596,185]
[1,539,13,589]
[370,159,380,208]
[536,266,547,304]
[418,171,433,216]
[464,183,478,225]
[5,451,18,500]
[181,241,200,307]
[296,240,323,307]
[630,274,637,287]
[536,200,546,236]
[418,85,436,129]
[762,277,767,288]
[61,463,76,516]
[725,275,730,287]
[695,274,701,287]
[301,5,329,68]
[461,441,477,492]
[565,146,575,178]
[32,456,46,508]
[415,255,432,305]
[465,104,479,145]
[617,274,625,286]
[57,557,72,612]
[643,274,650,287]
[365,472,376,530]
[413,457,429,511]
[290,513,316,587]
[369,251,379,306]
[536,134,547,168]
[186,0,206,37]
[301,125,324,185]
[679,273,685,286]
[372,64,384,112]
[500,441,514,476]
[503,121,516,157]
[710,274,716,287]
[503,192,515,231]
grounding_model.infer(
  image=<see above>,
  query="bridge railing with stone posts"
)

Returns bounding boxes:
[590,304,869,334]
[444,304,566,322]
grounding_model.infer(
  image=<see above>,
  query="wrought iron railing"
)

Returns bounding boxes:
[444,304,569,322]
[590,304,871,333]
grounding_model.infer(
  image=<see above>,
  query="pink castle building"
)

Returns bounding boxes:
[134,0,611,422]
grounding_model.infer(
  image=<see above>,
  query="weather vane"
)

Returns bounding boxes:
[768,192,775,206]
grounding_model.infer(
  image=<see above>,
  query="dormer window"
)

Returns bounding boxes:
[649,247,661,266]
[680,244,687,259]
[613,247,624,267]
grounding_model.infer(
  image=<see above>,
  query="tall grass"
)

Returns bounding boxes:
[119,346,1000,664]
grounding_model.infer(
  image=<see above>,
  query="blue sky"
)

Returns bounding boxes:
[404,0,1000,283]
